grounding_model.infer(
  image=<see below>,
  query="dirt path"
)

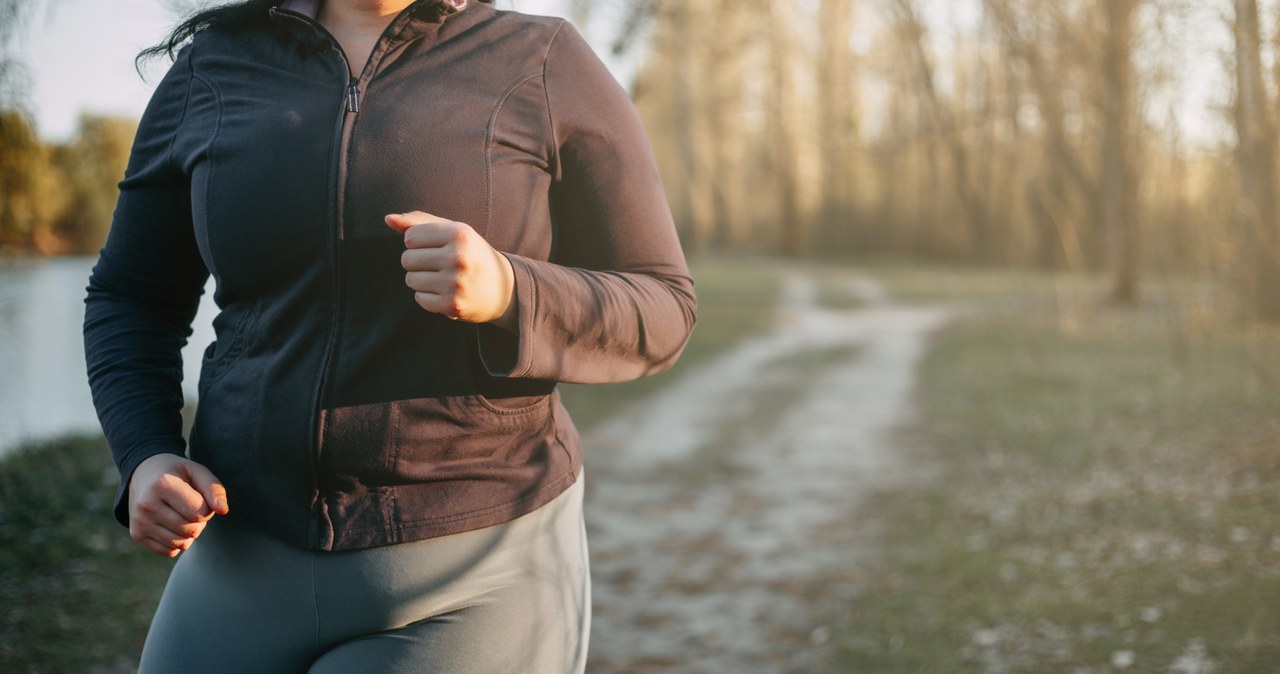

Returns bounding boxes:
[583,268,953,673]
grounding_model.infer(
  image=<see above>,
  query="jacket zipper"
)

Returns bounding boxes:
[271,4,431,548]
[269,7,364,549]
[345,77,361,113]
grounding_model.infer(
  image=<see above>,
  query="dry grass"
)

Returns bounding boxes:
[833,274,1280,673]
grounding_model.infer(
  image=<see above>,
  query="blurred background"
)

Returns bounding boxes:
[2,0,1278,672]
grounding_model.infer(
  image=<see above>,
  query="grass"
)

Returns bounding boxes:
[832,256,1083,304]
[833,272,1280,673]
[0,435,172,673]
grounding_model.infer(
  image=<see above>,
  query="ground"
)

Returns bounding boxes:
[6,259,1275,672]
[582,266,952,673]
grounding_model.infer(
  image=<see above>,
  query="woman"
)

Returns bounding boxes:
[83,0,696,671]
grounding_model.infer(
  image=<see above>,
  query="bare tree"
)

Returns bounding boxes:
[1232,0,1280,320]
[763,0,805,255]
[887,0,992,261]
[1100,0,1141,304]
[613,0,1267,321]
[985,0,1093,271]
[0,0,40,109]
[818,0,857,235]
[668,0,715,253]
[702,0,752,249]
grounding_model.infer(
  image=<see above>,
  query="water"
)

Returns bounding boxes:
[0,256,216,456]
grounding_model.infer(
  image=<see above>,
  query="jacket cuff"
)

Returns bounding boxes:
[477,252,537,378]
[112,441,187,528]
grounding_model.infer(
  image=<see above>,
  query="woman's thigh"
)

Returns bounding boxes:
[137,474,589,674]
[310,476,591,674]
[307,590,590,674]
[137,517,320,673]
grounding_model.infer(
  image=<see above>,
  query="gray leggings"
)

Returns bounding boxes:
[138,474,590,674]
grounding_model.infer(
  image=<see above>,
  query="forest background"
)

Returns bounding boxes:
[5,0,1280,322]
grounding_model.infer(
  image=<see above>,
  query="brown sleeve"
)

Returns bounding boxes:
[477,21,696,384]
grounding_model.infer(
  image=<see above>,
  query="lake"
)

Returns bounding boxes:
[0,256,216,456]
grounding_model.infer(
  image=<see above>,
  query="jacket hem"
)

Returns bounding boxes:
[328,466,580,551]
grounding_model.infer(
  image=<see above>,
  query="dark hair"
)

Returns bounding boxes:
[138,0,494,66]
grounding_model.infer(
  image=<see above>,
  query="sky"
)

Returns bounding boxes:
[21,0,174,140]
[18,0,589,142]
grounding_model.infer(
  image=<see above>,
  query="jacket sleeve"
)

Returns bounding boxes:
[83,47,209,527]
[477,21,697,384]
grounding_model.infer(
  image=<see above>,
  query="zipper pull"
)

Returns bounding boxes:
[345,78,360,113]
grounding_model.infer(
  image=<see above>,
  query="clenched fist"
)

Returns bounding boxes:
[385,211,518,331]
[127,453,229,557]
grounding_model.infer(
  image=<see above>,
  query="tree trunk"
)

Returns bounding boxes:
[986,0,1100,271]
[669,0,713,254]
[891,0,988,261]
[1233,0,1280,320]
[1101,0,1140,304]
[706,0,748,249]
[766,0,805,256]
[818,0,856,240]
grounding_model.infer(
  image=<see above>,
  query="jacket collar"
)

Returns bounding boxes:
[269,0,475,56]
[276,0,467,20]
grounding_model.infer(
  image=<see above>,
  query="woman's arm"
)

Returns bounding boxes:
[83,47,226,554]
[474,21,697,384]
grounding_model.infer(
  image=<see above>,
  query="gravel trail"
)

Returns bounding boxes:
[583,268,953,673]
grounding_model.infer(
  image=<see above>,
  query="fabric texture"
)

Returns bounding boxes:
[83,0,695,550]
[138,471,590,673]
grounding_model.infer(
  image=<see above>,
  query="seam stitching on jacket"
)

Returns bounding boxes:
[511,259,537,378]
[192,72,223,286]
[484,71,541,235]
[527,261,538,376]
[165,49,196,176]
[541,20,568,182]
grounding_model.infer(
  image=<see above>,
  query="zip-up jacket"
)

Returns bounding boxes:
[83,0,696,551]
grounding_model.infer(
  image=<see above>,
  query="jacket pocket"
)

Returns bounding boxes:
[465,393,550,421]
[319,394,556,490]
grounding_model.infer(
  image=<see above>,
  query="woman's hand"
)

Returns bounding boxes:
[127,454,229,557]
[385,211,518,331]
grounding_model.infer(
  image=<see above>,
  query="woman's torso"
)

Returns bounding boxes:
[177,1,581,550]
